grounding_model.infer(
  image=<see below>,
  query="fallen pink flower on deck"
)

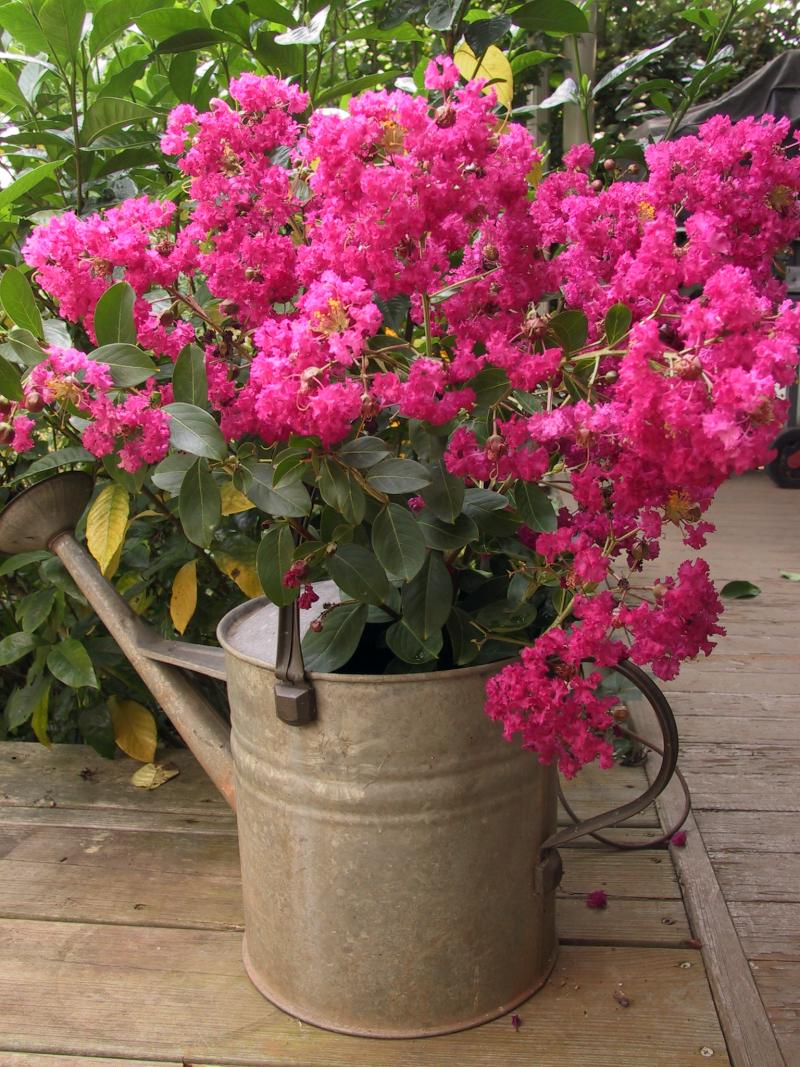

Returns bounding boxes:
[511,1013,522,1031]
[671,830,688,847]
[586,889,608,909]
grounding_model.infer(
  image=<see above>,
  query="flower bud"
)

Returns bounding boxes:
[0,422,14,445]
[434,103,457,129]
[627,162,641,175]
[602,158,616,172]
[590,179,603,192]
[309,618,323,633]
[24,391,44,413]
[485,434,506,460]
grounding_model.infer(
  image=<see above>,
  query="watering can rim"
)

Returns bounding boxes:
[218,595,517,685]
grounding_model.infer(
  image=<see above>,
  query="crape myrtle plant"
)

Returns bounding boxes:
[2,57,800,776]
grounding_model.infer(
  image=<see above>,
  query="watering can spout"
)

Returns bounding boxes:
[0,472,236,809]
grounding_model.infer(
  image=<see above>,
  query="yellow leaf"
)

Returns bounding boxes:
[214,550,263,598]
[220,482,255,516]
[116,571,153,615]
[453,44,514,111]
[31,682,51,749]
[131,761,180,790]
[103,539,124,581]
[108,696,157,763]
[86,483,130,574]
[170,559,198,635]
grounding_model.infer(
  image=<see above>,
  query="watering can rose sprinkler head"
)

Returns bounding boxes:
[0,471,237,809]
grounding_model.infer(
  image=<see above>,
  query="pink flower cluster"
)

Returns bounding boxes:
[11,59,800,775]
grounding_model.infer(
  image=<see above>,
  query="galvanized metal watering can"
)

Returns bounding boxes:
[0,471,681,1038]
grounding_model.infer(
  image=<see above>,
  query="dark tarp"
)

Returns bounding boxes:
[636,49,800,141]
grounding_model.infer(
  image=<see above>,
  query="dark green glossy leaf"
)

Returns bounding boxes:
[89,343,157,388]
[0,267,42,338]
[93,282,136,346]
[469,366,512,412]
[385,618,442,663]
[172,344,209,408]
[0,550,51,577]
[338,436,391,469]
[82,97,154,143]
[256,524,298,607]
[402,552,452,640]
[237,458,312,517]
[17,587,56,633]
[367,457,431,495]
[547,309,588,352]
[47,638,98,689]
[78,703,117,758]
[6,677,50,731]
[510,49,558,75]
[604,302,632,346]
[446,606,480,666]
[420,458,464,523]
[90,0,171,55]
[136,8,209,40]
[151,452,195,495]
[6,328,45,367]
[168,51,196,101]
[720,580,762,599]
[0,631,37,666]
[513,483,556,531]
[592,36,678,96]
[511,0,589,34]
[476,600,537,631]
[372,504,427,581]
[165,402,227,460]
[10,446,94,484]
[327,543,391,606]
[319,459,366,526]
[425,0,460,31]
[179,458,221,548]
[302,601,368,672]
[465,15,511,55]
[0,351,22,401]
[416,510,479,551]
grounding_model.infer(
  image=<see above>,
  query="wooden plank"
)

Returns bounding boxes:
[0,823,681,944]
[0,918,730,1067]
[670,745,800,812]
[708,851,800,904]
[662,693,800,718]
[747,961,800,1067]
[697,811,800,855]
[676,716,798,746]
[727,903,800,961]
[0,1056,183,1067]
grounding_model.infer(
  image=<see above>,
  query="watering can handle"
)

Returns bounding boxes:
[535,660,683,892]
[274,601,317,726]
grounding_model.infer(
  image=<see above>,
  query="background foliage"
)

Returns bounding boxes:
[0,0,794,756]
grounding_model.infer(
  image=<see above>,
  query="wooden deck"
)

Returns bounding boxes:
[0,470,794,1066]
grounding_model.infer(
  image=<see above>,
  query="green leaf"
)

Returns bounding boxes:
[151,452,196,495]
[446,606,480,666]
[275,5,329,44]
[172,344,209,408]
[10,446,95,483]
[537,76,579,108]
[39,0,86,66]
[0,267,42,338]
[464,14,511,55]
[168,51,196,101]
[302,601,368,672]
[338,436,391,469]
[319,459,366,526]
[420,459,464,523]
[511,0,589,34]
[416,511,479,551]
[462,488,509,515]
[0,550,51,577]
[6,327,45,367]
[179,458,221,548]
[402,552,452,640]
[425,0,460,31]
[247,0,297,25]
[604,302,632,346]
[469,366,512,412]
[82,97,154,143]
[592,37,678,97]
[720,580,761,599]
[93,282,137,346]
[315,70,403,106]
[164,402,227,460]
[476,600,537,631]
[47,638,98,689]
[367,458,432,495]
[256,524,298,607]
[90,0,171,54]
[137,8,209,40]
[6,677,50,732]
[385,619,442,664]
[0,160,63,213]
[89,343,157,388]
[510,49,558,76]
[78,703,117,758]
[372,504,427,581]
[0,5,49,54]
[237,458,311,517]
[156,27,231,52]
[780,571,800,582]
[0,631,37,666]
[547,309,588,352]
[0,351,22,401]
[327,543,391,606]
[98,58,149,99]
[513,484,556,531]
[17,587,56,632]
